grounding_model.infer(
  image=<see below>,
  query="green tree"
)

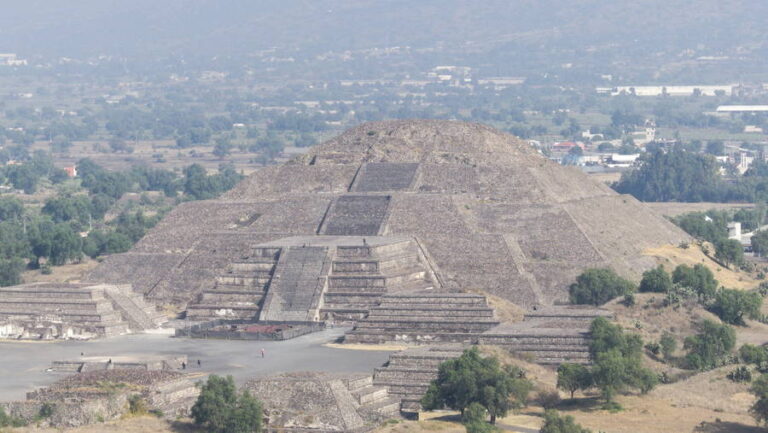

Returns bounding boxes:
[613,148,723,202]
[672,264,718,301]
[639,266,672,293]
[0,197,24,222]
[710,288,762,325]
[540,410,591,433]
[740,344,768,365]
[191,375,263,433]
[569,268,635,306]
[714,238,744,268]
[588,317,656,401]
[660,333,677,360]
[684,320,736,370]
[421,348,531,423]
[462,403,495,433]
[556,363,592,399]
[0,257,25,287]
[750,374,768,426]
[752,230,768,257]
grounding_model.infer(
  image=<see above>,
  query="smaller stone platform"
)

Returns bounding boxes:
[373,345,466,414]
[50,354,187,373]
[244,372,400,433]
[478,305,612,365]
[343,291,498,344]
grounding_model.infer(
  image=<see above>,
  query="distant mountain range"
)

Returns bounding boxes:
[1,0,766,78]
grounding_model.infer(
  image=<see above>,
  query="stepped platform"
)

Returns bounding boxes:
[0,283,164,340]
[50,355,187,373]
[259,246,330,322]
[319,195,391,236]
[477,305,612,365]
[245,372,401,432]
[344,292,497,344]
[373,345,466,414]
[351,162,420,192]
[186,246,280,321]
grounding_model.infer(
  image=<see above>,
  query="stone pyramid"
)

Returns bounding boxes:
[88,120,688,310]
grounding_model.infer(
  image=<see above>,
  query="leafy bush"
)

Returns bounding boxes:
[639,266,672,293]
[672,264,718,301]
[422,347,532,424]
[556,363,592,399]
[710,288,762,325]
[569,268,635,306]
[728,366,752,383]
[660,333,677,360]
[191,375,263,433]
[684,320,736,370]
[540,410,592,433]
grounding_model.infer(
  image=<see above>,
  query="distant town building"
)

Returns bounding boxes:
[716,105,768,113]
[597,85,733,97]
[64,166,78,178]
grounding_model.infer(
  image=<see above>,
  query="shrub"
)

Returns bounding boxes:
[660,333,677,360]
[128,395,148,415]
[569,268,635,306]
[741,344,768,365]
[556,363,592,399]
[710,288,762,325]
[536,390,561,409]
[191,375,263,433]
[684,320,736,370]
[645,342,660,356]
[639,266,672,293]
[540,410,592,433]
[672,264,718,301]
[728,366,753,383]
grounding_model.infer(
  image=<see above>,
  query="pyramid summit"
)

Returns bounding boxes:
[88,119,688,316]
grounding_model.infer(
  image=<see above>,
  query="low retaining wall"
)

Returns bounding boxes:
[176,319,325,340]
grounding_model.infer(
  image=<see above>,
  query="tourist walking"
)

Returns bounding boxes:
[260,348,265,358]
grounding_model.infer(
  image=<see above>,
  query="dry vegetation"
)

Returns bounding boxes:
[8,416,197,433]
[643,244,760,290]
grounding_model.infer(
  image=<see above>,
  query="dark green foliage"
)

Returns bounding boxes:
[0,406,27,427]
[751,374,768,425]
[728,366,753,383]
[42,195,93,230]
[183,163,243,200]
[672,211,728,244]
[556,363,592,399]
[612,148,722,202]
[714,238,744,267]
[740,344,768,365]
[191,375,263,433]
[0,197,24,222]
[589,317,656,401]
[462,403,496,433]
[540,410,591,433]
[710,288,762,325]
[684,320,736,370]
[752,230,768,257]
[672,264,718,301]
[421,348,532,424]
[0,257,25,287]
[569,268,635,306]
[660,332,677,360]
[639,266,672,293]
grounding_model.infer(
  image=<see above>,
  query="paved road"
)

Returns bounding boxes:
[0,327,394,401]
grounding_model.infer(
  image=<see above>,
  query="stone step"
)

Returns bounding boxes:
[373,369,438,382]
[229,262,277,273]
[367,307,494,317]
[251,247,282,259]
[354,317,499,328]
[345,331,480,345]
[200,291,265,303]
[328,275,386,289]
[345,375,373,391]
[350,386,389,405]
[361,397,401,417]
[0,289,97,300]
[215,275,271,286]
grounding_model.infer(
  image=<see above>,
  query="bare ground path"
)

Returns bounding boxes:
[0,327,393,401]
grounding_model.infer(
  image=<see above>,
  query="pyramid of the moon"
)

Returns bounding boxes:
[87,120,688,311]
